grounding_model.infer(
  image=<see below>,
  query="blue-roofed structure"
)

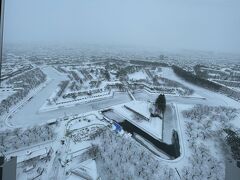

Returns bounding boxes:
[113,122,122,133]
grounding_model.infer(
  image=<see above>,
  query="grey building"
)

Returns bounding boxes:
[0,156,17,180]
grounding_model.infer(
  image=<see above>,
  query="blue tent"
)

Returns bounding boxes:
[113,122,122,132]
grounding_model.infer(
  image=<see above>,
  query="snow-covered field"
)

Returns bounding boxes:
[128,70,149,80]
[1,60,240,180]
[161,67,240,108]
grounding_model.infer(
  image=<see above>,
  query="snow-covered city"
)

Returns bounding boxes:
[1,0,240,180]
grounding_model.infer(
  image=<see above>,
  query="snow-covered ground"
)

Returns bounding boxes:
[66,159,99,180]
[5,66,131,127]
[162,104,177,144]
[0,88,15,101]
[161,67,240,108]
[128,70,148,80]
[114,101,163,140]
[39,90,113,113]
[1,61,240,180]
[9,91,131,127]
[124,100,153,120]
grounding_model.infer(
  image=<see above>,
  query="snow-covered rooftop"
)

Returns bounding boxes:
[114,101,163,140]
[124,101,152,120]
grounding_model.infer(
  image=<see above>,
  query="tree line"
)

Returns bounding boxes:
[0,68,46,115]
[92,129,179,180]
[0,123,55,153]
[130,60,169,67]
[224,128,240,162]
[172,65,240,101]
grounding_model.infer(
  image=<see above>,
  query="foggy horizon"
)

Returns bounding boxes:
[3,0,240,54]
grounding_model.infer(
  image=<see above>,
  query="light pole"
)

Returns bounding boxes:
[0,0,5,87]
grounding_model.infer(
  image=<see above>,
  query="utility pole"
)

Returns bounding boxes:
[0,0,5,87]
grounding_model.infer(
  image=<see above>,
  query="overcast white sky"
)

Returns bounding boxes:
[3,0,240,53]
